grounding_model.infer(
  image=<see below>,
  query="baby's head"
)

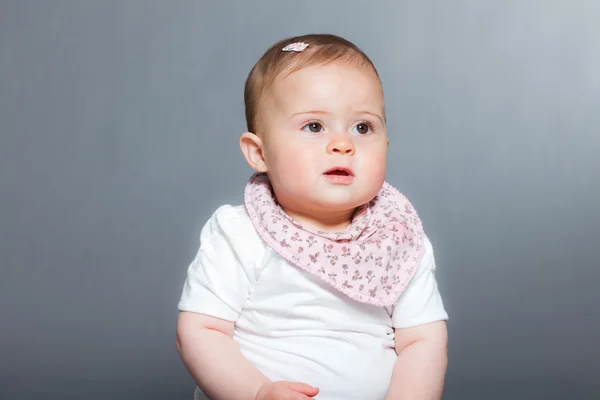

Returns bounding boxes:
[240,34,388,230]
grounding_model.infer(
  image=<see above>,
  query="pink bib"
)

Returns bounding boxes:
[244,173,425,307]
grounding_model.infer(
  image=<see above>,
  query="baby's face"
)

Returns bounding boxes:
[260,62,388,217]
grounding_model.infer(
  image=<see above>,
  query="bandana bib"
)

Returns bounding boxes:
[244,173,425,307]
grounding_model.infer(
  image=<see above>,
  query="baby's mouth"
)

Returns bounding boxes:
[323,167,354,179]
[325,170,350,176]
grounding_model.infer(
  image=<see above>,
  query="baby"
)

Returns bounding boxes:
[176,34,449,400]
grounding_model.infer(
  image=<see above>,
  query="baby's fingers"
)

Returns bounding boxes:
[287,382,319,397]
[289,394,314,400]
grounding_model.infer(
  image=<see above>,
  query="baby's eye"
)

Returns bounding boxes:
[302,122,323,133]
[352,122,372,135]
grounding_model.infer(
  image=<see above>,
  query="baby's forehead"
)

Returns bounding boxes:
[274,60,379,90]
[264,63,384,108]
[279,60,380,85]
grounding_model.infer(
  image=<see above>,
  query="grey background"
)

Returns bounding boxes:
[1,1,599,399]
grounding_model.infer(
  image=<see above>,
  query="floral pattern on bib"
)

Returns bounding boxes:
[244,173,425,306]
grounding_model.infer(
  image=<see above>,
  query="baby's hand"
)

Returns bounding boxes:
[255,381,319,400]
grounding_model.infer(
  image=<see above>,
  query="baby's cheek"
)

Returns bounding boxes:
[289,161,314,188]
[373,153,387,177]
[283,144,317,175]
[359,145,386,170]
[369,143,388,170]
[270,152,312,189]
[360,147,387,192]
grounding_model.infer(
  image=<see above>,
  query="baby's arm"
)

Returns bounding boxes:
[177,311,319,400]
[385,321,448,400]
[386,234,449,399]
[177,206,319,399]
[176,311,268,399]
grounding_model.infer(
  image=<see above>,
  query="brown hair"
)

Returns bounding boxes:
[244,34,381,134]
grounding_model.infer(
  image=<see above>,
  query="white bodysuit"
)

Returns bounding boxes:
[178,205,448,400]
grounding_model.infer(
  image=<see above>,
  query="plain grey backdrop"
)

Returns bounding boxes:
[1,1,599,399]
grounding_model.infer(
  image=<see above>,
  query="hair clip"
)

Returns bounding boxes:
[282,42,309,52]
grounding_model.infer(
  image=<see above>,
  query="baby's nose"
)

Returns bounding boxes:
[326,136,356,155]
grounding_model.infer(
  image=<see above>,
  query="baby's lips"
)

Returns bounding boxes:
[323,166,354,176]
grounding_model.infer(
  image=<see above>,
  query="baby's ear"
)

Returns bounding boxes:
[239,132,268,172]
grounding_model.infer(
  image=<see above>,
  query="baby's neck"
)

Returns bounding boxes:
[280,205,357,233]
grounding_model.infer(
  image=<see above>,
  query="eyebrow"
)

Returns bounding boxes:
[291,110,385,124]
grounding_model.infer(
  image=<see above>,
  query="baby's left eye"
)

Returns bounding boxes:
[302,122,324,133]
[352,123,372,135]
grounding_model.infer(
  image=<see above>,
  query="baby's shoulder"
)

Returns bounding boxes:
[210,204,252,228]
[204,204,269,272]
[202,204,264,250]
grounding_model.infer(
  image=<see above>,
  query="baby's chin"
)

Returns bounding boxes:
[286,190,378,213]
[270,177,384,213]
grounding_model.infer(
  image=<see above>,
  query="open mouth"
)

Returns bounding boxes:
[324,167,354,177]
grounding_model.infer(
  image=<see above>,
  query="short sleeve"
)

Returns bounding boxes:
[391,234,449,328]
[177,205,263,322]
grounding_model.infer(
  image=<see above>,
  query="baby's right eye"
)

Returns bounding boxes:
[302,122,323,133]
